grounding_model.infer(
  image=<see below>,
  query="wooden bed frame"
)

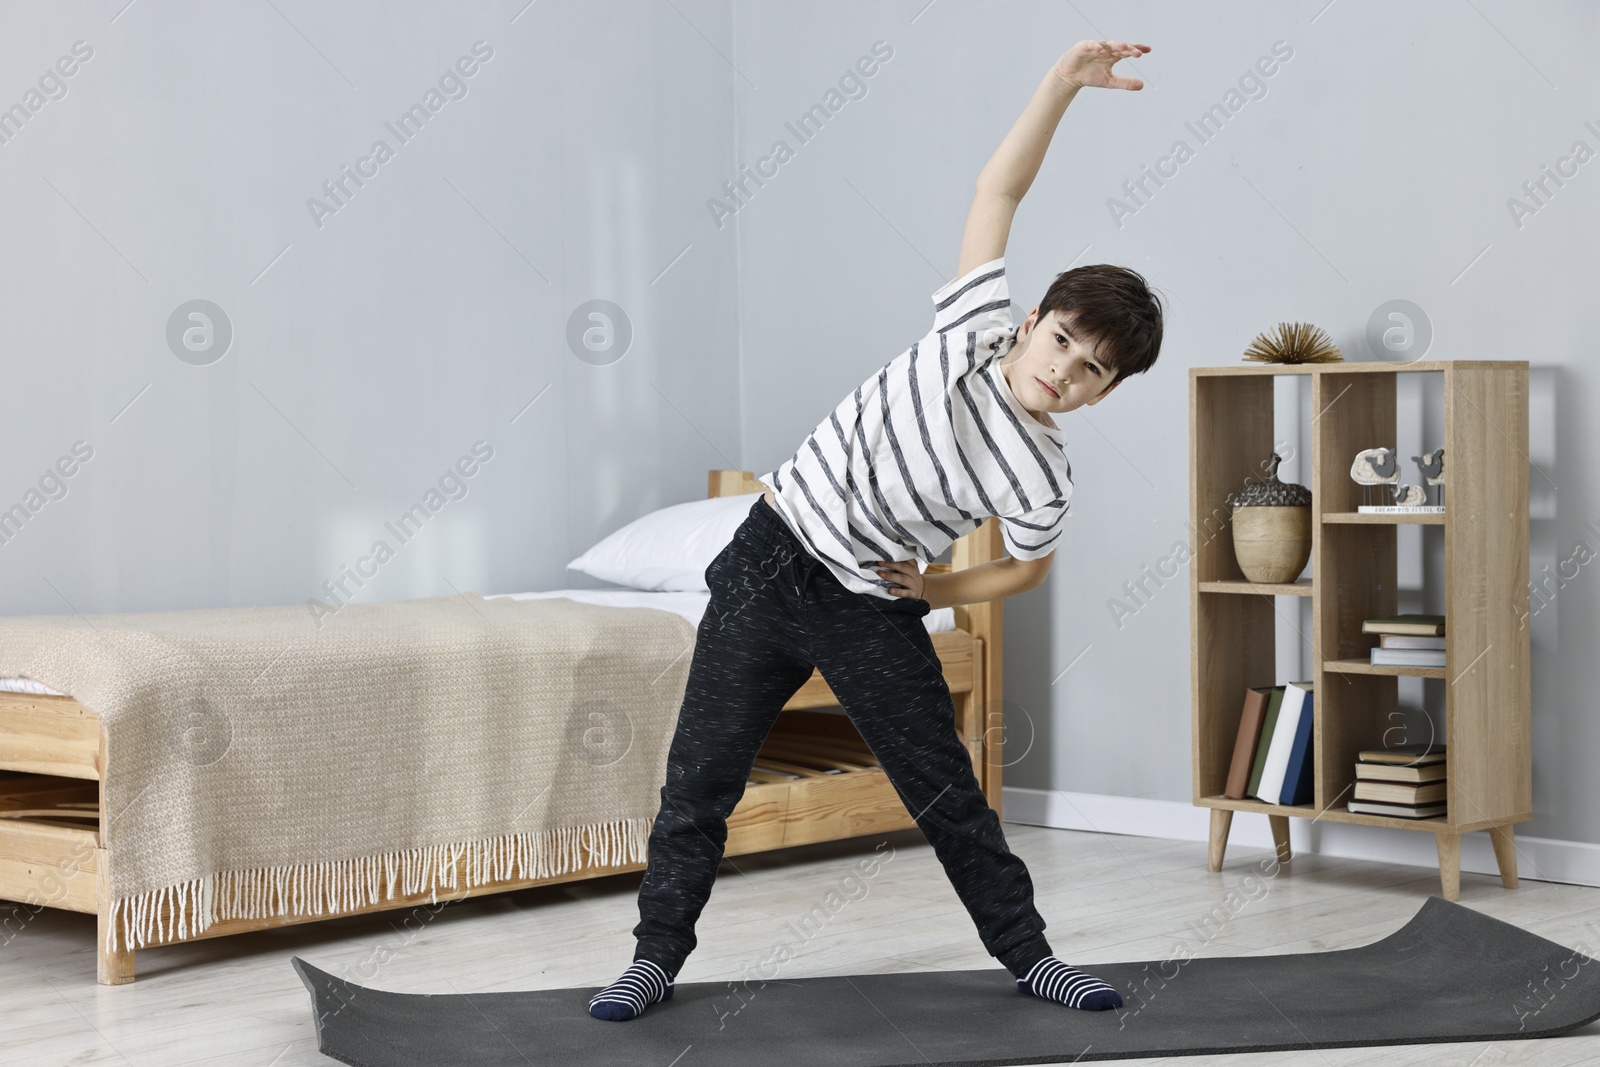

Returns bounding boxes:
[0,469,1006,985]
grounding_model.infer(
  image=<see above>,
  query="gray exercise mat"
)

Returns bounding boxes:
[292,896,1600,1066]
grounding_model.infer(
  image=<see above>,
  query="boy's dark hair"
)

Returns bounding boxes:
[1036,264,1165,386]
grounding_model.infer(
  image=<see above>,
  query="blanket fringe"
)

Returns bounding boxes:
[103,816,654,954]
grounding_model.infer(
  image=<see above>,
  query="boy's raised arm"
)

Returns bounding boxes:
[956,40,1151,279]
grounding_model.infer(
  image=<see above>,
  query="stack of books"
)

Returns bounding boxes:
[1348,743,1447,819]
[1223,681,1314,805]
[1363,614,1446,667]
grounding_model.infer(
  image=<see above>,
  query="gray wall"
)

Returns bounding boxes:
[730,1,1599,846]
[3,1,1597,847]
[0,0,739,614]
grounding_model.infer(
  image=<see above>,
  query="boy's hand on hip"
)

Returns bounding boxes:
[1053,39,1150,91]
[872,560,926,601]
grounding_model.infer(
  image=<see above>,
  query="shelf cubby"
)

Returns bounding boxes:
[1190,360,1530,900]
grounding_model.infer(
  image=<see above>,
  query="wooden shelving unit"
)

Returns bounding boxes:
[1190,360,1531,900]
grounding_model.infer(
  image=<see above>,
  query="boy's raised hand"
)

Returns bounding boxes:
[956,36,1152,277]
[1052,40,1150,91]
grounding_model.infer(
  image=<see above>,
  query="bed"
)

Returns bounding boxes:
[0,469,1007,985]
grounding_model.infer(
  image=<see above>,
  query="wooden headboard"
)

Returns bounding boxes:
[707,469,1003,786]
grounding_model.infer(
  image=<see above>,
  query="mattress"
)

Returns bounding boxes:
[0,589,956,697]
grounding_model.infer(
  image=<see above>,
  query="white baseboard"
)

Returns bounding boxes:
[1001,786,1600,889]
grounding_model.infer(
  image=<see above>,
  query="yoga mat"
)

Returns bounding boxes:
[292,896,1600,1066]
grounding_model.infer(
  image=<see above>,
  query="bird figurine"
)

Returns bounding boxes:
[1412,448,1445,507]
[1349,447,1400,506]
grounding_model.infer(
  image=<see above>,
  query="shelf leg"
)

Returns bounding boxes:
[1490,824,1520,889]
[1268,815,1292,865]
[1435,832,1461,902]
[1207,809,1233,872]
[96,848,136,985]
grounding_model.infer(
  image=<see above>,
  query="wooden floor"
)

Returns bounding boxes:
[6,822,1600,1066]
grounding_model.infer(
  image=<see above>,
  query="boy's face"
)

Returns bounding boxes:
[999,307,1121,420]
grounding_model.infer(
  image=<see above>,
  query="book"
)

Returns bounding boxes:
[1224,686,1275,800]
[1370,648,1446,667]
[1357,761,1447,784]
[1354,780,1447,805]
[1276,686,1315,806]
[1358,743,1445,765]
[1361,614,1446,636]
[1245,686,1286,800]
[1347,800,1447,819]
[1256,681,1313,804]
[1380,634,1446,650]
[1356,505,1445,514]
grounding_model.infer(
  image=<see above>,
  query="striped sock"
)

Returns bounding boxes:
[587,958,675,1021]
[1016,956,1123,1011]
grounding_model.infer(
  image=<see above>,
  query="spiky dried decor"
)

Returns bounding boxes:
[1242,322,1343,364]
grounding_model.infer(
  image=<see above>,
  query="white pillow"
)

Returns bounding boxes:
[567,491,765,592]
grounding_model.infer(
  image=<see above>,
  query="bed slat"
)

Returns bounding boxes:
[0,694,101,781]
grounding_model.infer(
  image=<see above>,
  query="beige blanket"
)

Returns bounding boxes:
[0,593,696,951]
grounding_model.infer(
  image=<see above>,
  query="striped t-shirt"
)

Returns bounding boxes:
[757,257,1073,601]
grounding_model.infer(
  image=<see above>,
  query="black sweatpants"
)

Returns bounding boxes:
[631,496,1054,979]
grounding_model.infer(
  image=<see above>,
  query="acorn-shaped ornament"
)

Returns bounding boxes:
[1226,452,1313,584]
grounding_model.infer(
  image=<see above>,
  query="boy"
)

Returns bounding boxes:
[590,39,1162,1021]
